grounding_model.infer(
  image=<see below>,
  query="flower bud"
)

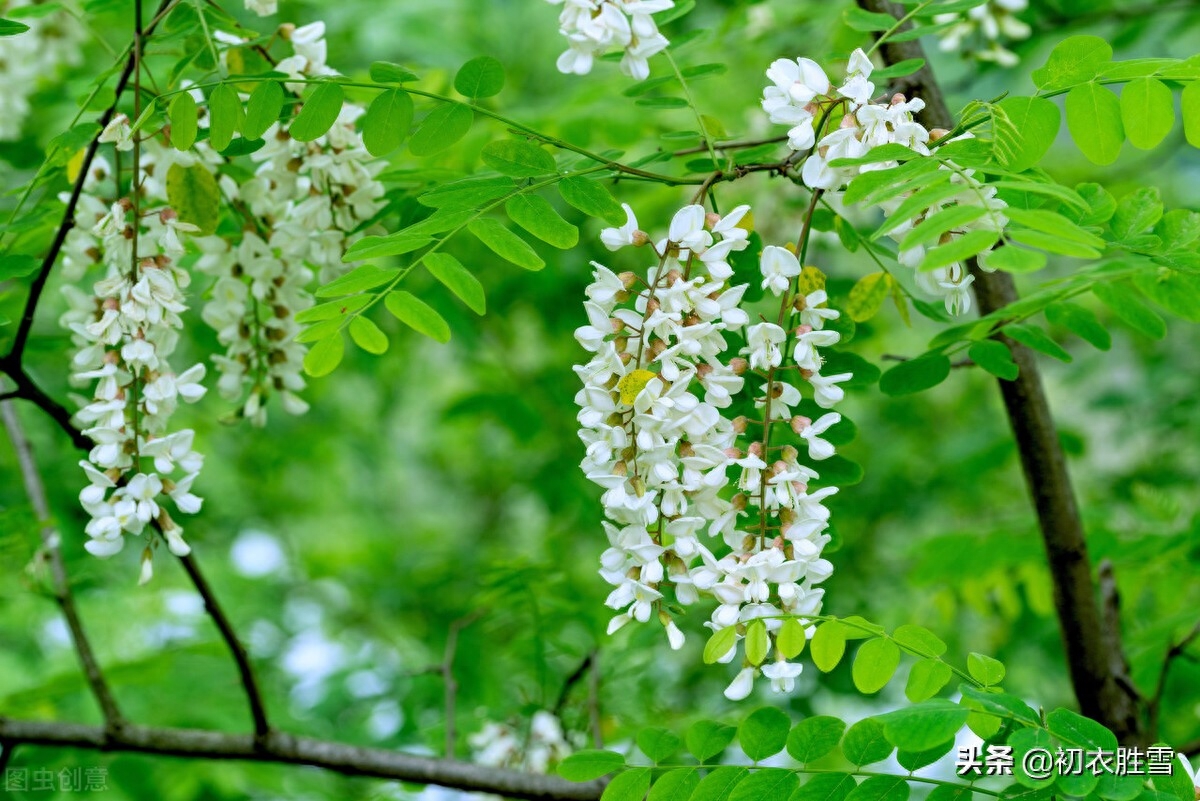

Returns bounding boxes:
[729,357,749,375]
[618,271,639,289]
[791,415,812,434]
[731,415,748,433]
[781,445,799,463]
[704,212,721,229]
[631,230,651,247]
[731,493,749,511]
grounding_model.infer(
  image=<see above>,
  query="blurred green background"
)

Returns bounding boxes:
[1,0,1198,797]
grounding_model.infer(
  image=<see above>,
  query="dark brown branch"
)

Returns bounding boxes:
[0,719,603,801]
[856,0,1143,743]
[0,740,15,774]
[177,552,271,741]
[1,401,125,733]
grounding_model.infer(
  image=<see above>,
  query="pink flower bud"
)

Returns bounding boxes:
[791,416,812,434]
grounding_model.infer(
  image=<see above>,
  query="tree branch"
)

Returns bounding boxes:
[855,0,1143,743]
[1,401,125,734]
[0,719,603,801]
[1147,618,1200,741]
[176,552,272,742]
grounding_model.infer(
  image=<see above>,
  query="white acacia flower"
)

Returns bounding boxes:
[759,245,801,296]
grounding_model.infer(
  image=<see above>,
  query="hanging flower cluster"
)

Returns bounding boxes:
[244,0,277,16]
[0,1,84,141]
[192,23,386,424]
[576,202,848,700]
[60,199,207,582]
[935,0,1031,68]
[469,711,575,774]
[546,0,674,80]
[764,49,1008,315]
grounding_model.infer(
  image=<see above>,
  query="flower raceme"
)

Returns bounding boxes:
[547,0,674,80]
[575,203,850,700]
[763,48,1009,316]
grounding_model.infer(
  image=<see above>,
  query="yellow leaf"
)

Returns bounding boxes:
[66,148,85,183]
[797,265,826,296]
[617,369,657,405]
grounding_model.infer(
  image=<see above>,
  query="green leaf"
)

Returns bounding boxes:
[993,96,1060,172]
[728,769,799,801]
[384,291,451,343]
[557,749,625,782]
[810,622,847,672]
[965,710,1002,740]
[919,230,1000,271]
[303,334,344,377]
[558,176,626,225]
[316,265,399,298]
[738,707,790,762]
[341,234,433,262]
[927,786,973,801]
[1065,83,1124,166]
[1182,80,1200,148]
[905,658,953,703]
[0,18,31,35]
[852,638,900,694]
[878,699,968,752]
[1031,35,1112,90]
[958,685,1039,726]
[0,254,40,280]
[208,83,243,152]
[744,619,769,666]
[482,139,557,178]
[1003,208,1105,251]
[1134,266,1200,322]
[369,61,419,83]
[293,295,372,323]
[455,55,505,98]
[786,716,846,763]
[844,7,897,31]
[409,104,474,156]
[985,247,1046,274]
[691,767,749,801]
[602,768,651,801]
[1002,323,1072,362]
[648,769,699,801]
[841,718,893,766]
[1007,229,1100,259]
[892,625,946,657]
[1045,302,1111,350]
[424,253,485,315]
[1093,281,1166,339]
[968,340,1019,381]
[243,80,285,141]
[900,206,989,251]
[703,626,738,664]
[686,720,736,763]
[1045,707,1118,751]
[348,316,388,355]
[794,774,857,801]
[1121,78,1174,150]
[468,218,545,271]
[290,82,345,142]
[418,176,516,210]
[637,729,682,763]
[879,353,951,396]
[776,618,807,660]
[870,59,925,80]
[845,776,909,801]
[1069,183,1118,226]
[168,92,198,151]
[846,273,891,322]
[362,89,413,157]
[1111,187,1164,240]
[165,163,220,235]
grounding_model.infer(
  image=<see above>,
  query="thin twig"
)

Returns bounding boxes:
[1147,619,1200,740]
[1,401,125,734]
[177,552,271,742]
[441,611,483,758]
